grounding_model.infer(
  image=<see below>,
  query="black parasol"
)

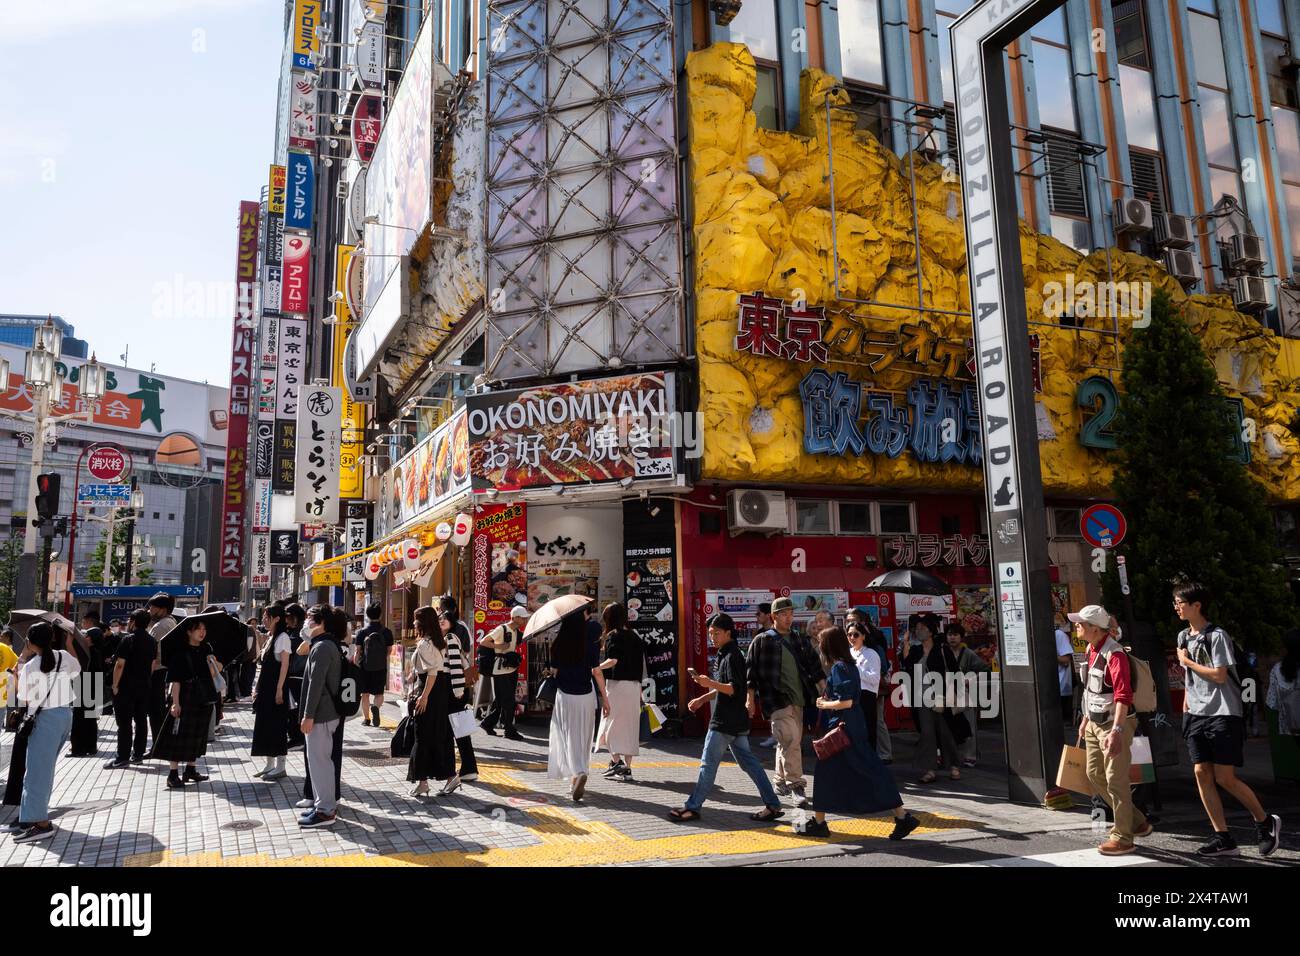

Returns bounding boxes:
[866,569,952,596]
[160,611,248,666]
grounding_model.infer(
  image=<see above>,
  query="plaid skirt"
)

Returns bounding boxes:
[149,702,213,763]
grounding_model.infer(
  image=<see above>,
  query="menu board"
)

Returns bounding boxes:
[472,502,530,705]
[623,500,678,718]
[528,558,599,612]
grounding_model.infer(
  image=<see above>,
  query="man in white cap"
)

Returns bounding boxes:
[480,605,528,741]
[1070,604,1151,856]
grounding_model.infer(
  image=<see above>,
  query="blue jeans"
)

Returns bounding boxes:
[685,728,780,812]
[21,706,73,823]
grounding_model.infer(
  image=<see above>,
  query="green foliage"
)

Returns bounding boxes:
[1104,290,1295,652]
[0,531,23,620]
[85,523,153,587]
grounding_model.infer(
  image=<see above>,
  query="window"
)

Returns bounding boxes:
[1264,35,1297,108]
[877,502,914,535]
[1035,44,1079,133]
[1199,86,1241,202]
[753,67,782,131]
[729,1,782,130]
[837,502,873,535]
[790,499,832,535]
[152,512,160,520]
[1129,150,1168,219]
[1188,12,1228,88]
[1112,0,1149,69]
[1259,0,1287,36]
[1044,133,1089,217]
[1119,65,1158,151]
[844,84,890,141]
[167,513,175,521]
[1032,8,1067,44]
[840,0,884,86]
[1051,507,1083,539]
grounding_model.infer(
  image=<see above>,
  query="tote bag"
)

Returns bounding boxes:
[449,707,478,739]
[1055,741,1094,795]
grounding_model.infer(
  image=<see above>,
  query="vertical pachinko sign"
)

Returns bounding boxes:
[221,200,260,578]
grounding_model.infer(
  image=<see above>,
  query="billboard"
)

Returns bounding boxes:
[376,408,470,538]
[286,150,315,232]
[220,200,260,578]
[331,245,367,499]
[282,235,311,315]
[294,385,342,525]
[291,0,321,70]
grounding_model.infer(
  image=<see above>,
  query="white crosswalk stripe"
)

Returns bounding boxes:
[945,848,1154,867]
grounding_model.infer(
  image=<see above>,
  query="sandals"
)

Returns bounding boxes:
[950,768,962,781]
[668,808,701,822]
[409,784,430,797]
[751,807,785,822]
[919,771,937,784]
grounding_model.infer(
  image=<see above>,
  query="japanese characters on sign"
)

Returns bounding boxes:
[282,235,311,315]
[252,478,272,532]
[276,318,307,420]
[273,420,297,493]
[254,420,274,479]
[882,533,991,569]
[467,372,677,493]
[262,265,282,320]
[344,502,371,583]
[285,150,314,232]
[289,72,318,149]
[268,164,286,216]
[351,94,382,165]
[220,200,261,578]
[251,533,271,588]
[291,0,320,70]
[331,245,366,500]
[293,385,342,524]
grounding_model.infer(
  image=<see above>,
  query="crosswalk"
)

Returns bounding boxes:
[945,847,1155,867]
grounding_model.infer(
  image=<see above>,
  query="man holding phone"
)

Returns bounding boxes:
[669,613,783,823]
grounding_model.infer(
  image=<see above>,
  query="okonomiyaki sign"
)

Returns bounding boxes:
[467,372,677,492]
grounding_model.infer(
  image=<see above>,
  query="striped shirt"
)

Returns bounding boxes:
[445,637,466,698]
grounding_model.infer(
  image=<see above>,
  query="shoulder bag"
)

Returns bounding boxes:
[812,724,851,760]
[16,655,62,743]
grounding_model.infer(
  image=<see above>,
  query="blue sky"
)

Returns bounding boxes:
[0,0,284,386]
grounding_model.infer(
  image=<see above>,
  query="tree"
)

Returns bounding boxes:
[0,530,23,620]
[1104,290,1295,651]
[85,523,154,587]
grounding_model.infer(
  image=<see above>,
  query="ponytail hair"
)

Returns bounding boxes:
[27,622,57,674]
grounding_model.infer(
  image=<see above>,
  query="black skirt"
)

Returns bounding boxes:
[3,730,28,806]
[407,672,455,783]
[69,708,99,755]
[149,690,214,764]
[251,655,291,757]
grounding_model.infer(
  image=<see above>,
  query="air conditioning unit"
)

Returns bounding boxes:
[1113,197,1153,235]
[1164,248,1201,286]
[1153,212,1194,249]
[1232,275,1270,310]
[1230,233,1266,271]
[727,489,787,536]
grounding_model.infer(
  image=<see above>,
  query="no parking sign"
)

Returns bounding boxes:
[1080,504,1127,549]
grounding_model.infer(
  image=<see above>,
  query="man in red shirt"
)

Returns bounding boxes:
[1071,605,1152,855]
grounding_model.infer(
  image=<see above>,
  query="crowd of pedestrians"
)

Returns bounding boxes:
[0,583,1294,856]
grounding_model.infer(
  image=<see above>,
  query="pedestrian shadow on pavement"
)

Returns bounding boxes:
[7,825,165,867]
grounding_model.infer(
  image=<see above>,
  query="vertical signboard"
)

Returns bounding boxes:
[286,151,315,232]
[254,420,274,479]
[289,72,319,150]
[623,499,679,718]
[291,0,321,70]
[268,164,287,215]
[332,245,367,499]
[344,501,370,583]
[273,317,306,491]
[220,200,260,578]
[294,385,342,524]
[472,502,527,649]
[251,533,271,588]
[282,234,311,314]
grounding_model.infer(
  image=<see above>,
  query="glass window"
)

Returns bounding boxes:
[1112,0,1149,69]
[1035,43,1078,132]
[1119,65,1158,150]
[754,65,781,130]
[1275,107,1300,182]
[939,14,956,104]
[845,84,889,141]
[792,499,832,535]
[877,502,914,534]
[1032,8,1067,43]
[840,0,884,86]
[1188,12,1228,89]
[1258,0,1286,36]
[1285,184,1300,260]
[837,502,873,535]
[935,0,973,14]
[1200,86,1236,168]
[1051,507,1083,538]
[1051,215,1092,253]
[1187,0,1217,12]
[728,1,779,61]
[1265,35,1298,108]
[1209,164,1242,204]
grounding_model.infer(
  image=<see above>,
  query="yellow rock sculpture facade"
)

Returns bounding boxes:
[688,42,1300,502]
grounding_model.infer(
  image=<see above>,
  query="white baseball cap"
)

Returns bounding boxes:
[509,606,529,620]
[1067,605,1112,628]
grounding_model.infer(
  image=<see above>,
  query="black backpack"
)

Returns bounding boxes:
[335,645,363,718]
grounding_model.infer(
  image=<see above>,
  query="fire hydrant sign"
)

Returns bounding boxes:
[87,445,128,482]
[293,385,342,524]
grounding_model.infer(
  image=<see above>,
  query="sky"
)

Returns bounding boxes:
[0,0,286,387]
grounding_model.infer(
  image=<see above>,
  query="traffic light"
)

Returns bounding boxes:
[34,473,60,522]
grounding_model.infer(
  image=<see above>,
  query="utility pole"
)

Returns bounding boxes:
[123,476,139,584]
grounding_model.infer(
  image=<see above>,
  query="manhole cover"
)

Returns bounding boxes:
[342,747,406,767]
[221,820,263,831]
[56,799,125,819]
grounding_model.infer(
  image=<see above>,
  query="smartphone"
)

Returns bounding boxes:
[686,667,698,679]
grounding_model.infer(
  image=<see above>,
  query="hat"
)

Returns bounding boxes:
[771,596,794,614]
[509,605,529,620]
[1067,605,1111,628]
[707,612,735,632]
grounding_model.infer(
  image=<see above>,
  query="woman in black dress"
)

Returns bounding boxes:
[251,603,293,780]
[64,624,99,757]
[150,617,220,790]
[406,606,456,798]
[283,603,307,749]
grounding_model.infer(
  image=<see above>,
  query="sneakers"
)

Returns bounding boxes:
[792,787,809,810]
[298,809,336,828]
[295,798,315,809]
[1099,839,1136,856]
[1133,822,1155,838]
[103,759,130,770]
[602,760,626,778]
[1257,815,1282,857]
[1196,832,1239,856]
[758,736,777,748]
[774,781,793,797]
[4,821,29,835]
[798,819,830,837]
[130,757,147,765]
[609,764,633,782]
[13,823,55,844]
[890,813,921,841]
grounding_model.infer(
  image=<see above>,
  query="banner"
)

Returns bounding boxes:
[472,502,528,692]
[376,408,470,538]
[251,533,271,588]
[282,234,311,315]
[252,478,272,531]
[262,265,282,320]
[332,245,367,499]
[351,93,382,165]
[220,200,260,578]
[286,150,314,232]
[294,385,342,524]
[276,318,307,420]
[291,0,321,70]
[289,71,318,149]
[344,501,370,583]
[263,211,284,268]
[467,371,676,492]
[623,499,678,717]
[273,420,297,492]
[270,528,299,565]
[268,164,286,215]
[254,420,274,479]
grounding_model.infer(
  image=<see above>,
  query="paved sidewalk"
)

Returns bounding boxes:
[0,703,1294,867]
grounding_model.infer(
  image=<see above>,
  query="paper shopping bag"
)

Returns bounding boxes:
[449,708,479,739]
[1055,743,1094,795]
[643,703,666,733]
[1129,735,1156,784]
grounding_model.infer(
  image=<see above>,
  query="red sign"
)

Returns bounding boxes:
[87,445,128,482]
[282,234,311,315]
[472,503,529,697]
[220,200,261,578]
[351,93,382,165]
[1080,503,1127,549]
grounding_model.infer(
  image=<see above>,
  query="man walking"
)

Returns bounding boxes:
[104,609,156,769]
[1173,582,1281,856]
[480,606,527,741]
[669,613,783,823]
[1072,604,1151,856]
[746,596,825,807]
[355,603,393,727]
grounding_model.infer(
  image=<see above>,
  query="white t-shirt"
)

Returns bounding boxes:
[270,633,292,657]
[413,639,444,675]
[850,644,881,694]
[1054,629,1074,697]
[18,651,83,710]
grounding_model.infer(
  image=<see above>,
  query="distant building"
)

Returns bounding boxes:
[0,315,90,359]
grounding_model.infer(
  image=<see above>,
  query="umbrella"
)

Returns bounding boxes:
[6,609,88,657]
[866,569,952,595]
[522,594,592,641]
[160,610,248,666]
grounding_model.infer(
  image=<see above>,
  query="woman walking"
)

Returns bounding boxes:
[903,619,965,783]
[846,623,882,753]
[252,603,293,780]
[441,611,478,782]
[547,612,609,802]
[150,617,220,790]
[799,627,920,841]
[595,603,644,781]
[405,606,457,798]
[7,623,80,843]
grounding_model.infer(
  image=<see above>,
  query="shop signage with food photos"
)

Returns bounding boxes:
[527,557,599,612]
[376,408,470,537]
[467,372,677,492]
[472,503,530,701]
[623,500,678,717]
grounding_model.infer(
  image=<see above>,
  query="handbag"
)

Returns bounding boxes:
[390,710,416,758]
[16,655,61,743]
[4,708,21,732]
[812,723,851,761]
[449,707,478,739]
[536,675,558,704]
